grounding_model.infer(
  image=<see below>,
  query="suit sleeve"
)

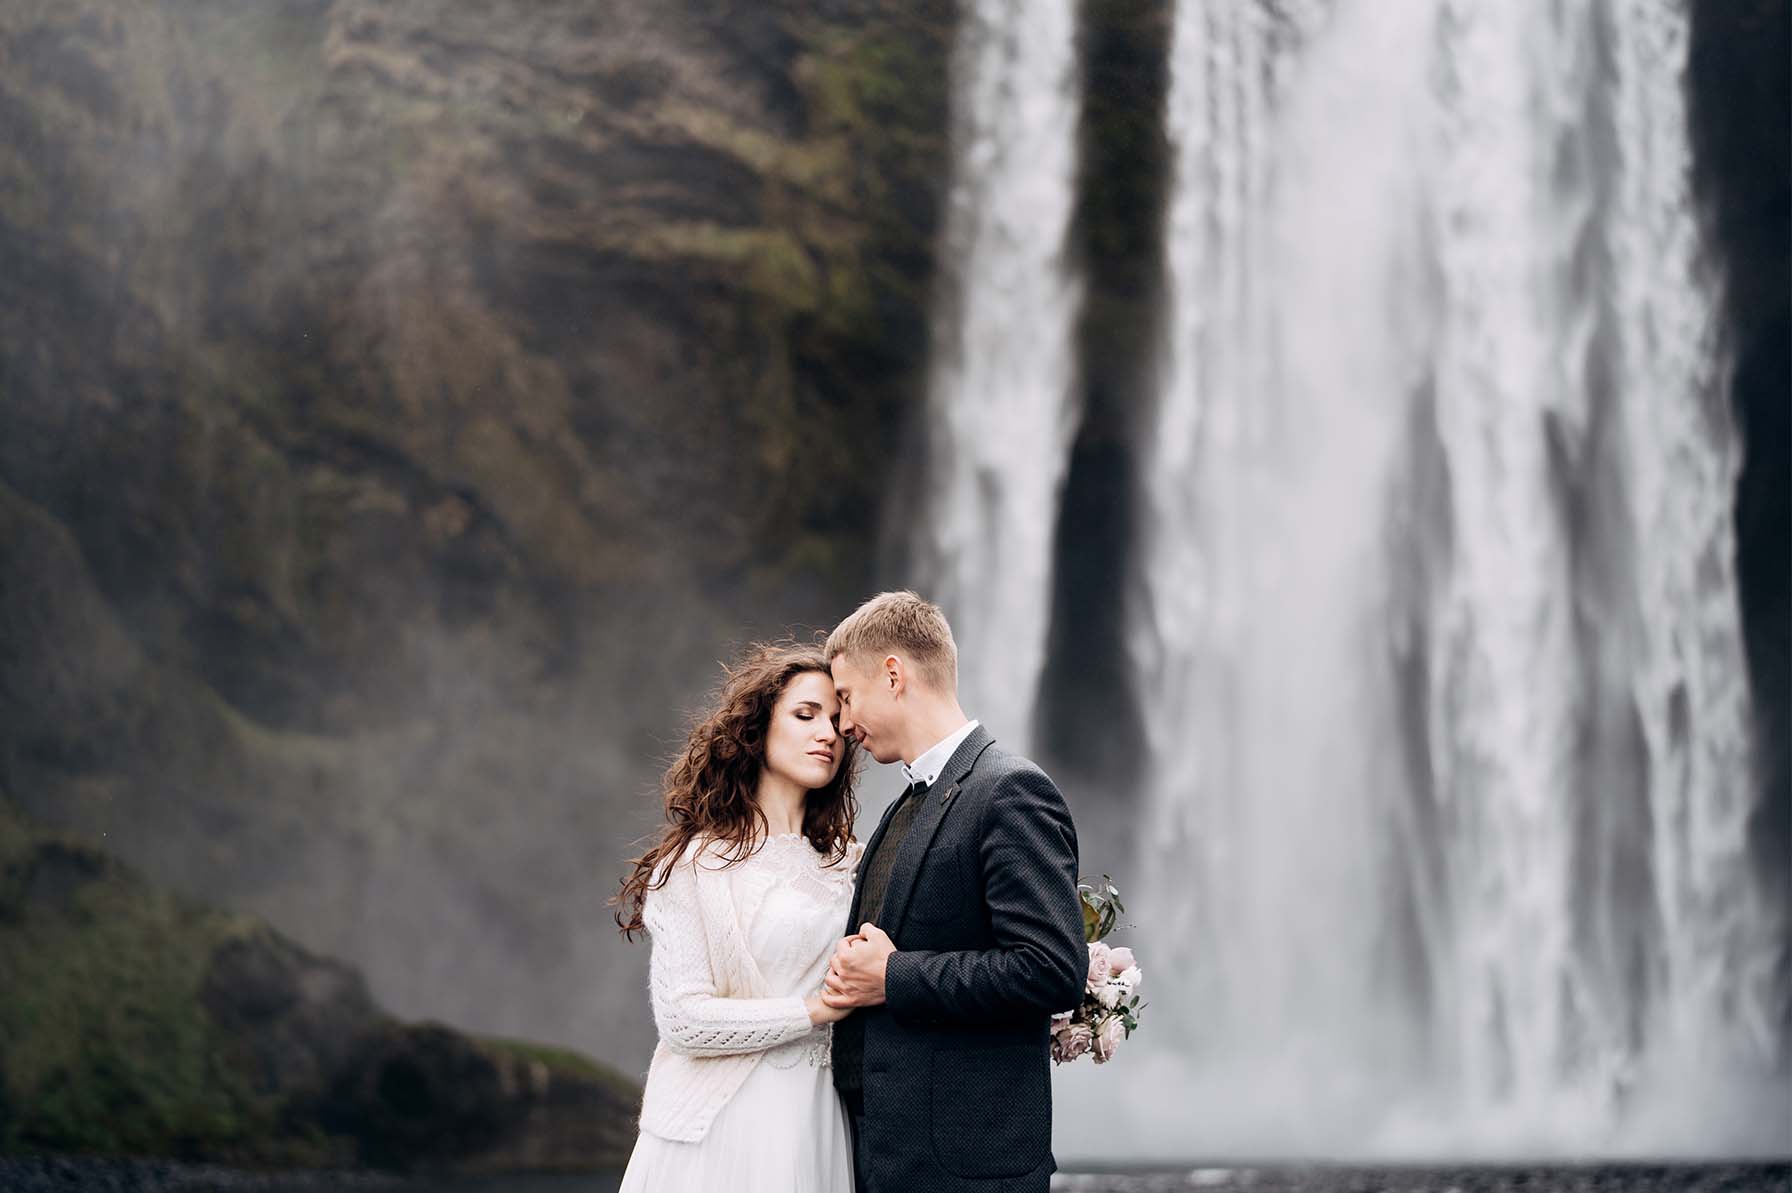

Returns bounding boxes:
[882,766,1087,1024]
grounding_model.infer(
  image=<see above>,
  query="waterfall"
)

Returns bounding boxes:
[1090,0,1787,1157]
[911,0,1083,751]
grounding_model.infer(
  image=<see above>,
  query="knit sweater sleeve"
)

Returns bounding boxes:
[641,848,816,1058]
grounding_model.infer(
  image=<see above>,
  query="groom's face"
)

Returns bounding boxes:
[830,651,906,766]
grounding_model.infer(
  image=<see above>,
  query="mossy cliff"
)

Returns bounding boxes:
[0,0,954,1081]
[0,797,639,1169]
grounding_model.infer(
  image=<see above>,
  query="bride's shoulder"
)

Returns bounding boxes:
[681,833,740,868]
[648,834,729,884]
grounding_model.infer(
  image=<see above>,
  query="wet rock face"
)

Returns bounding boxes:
[323,1025,511,1167]
[0,0,954,1065]
[0,799,640,1169]
[2,839,112,920]
[199,929,388,1097]
[1685,0,1791,931]
[316,1021,641,1172]
[0,0,954,736]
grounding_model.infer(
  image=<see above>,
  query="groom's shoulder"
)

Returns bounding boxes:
[966,741,1059,796]
[961,745,1074,842]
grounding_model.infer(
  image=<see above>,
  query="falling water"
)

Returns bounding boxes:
[1081,0,1787,1158]
[911,0,1083,751]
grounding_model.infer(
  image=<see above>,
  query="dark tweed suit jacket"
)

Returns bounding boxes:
[837,723,1086,1192]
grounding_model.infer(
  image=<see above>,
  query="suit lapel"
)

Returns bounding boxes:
[875,724,996,939]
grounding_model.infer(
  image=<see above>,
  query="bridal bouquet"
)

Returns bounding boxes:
[1050,875,1144,1065]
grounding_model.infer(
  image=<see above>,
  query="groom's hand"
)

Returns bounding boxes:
[821,923,894,1008]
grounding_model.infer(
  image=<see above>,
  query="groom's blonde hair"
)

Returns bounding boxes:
[825,591,958,693]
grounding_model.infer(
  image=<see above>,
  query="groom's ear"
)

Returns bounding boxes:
[883,654,904,695]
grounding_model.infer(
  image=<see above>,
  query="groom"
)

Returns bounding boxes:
[821,591,1086,1193]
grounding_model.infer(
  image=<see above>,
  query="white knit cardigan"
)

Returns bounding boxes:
[635,835,860,1142]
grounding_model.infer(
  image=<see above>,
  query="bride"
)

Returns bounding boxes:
[611,642,863,1192]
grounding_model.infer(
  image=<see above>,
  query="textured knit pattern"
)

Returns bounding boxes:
[635,833,864,1142]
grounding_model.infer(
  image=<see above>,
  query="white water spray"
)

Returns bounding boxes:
[1055,0,1785,1158]
[911,0,1084,753]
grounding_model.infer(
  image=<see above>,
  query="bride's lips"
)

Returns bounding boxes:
[808,750,835,762]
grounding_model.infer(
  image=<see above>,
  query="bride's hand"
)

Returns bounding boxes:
[805,994,851,1025]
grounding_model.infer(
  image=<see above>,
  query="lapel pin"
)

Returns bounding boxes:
[940,785,957,805]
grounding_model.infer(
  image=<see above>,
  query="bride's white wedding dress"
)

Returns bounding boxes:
[619,833,861,1192]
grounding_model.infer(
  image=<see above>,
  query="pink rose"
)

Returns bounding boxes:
[1085,942,1111,990]
[1107,946,1135,976]
[1091,1015,1126,1064]
[1051,1021,1093,1064]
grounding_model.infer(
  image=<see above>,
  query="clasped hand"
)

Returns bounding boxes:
[820,922,894,1012]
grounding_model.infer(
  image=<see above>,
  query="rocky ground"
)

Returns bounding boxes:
[1,1159,1786,1193]
[1049,1165,1792,1193]
[0,1156,407,1192]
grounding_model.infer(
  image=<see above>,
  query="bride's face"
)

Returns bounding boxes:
[762,670,844,792]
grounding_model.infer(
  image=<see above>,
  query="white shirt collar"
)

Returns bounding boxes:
[900,720,980,790]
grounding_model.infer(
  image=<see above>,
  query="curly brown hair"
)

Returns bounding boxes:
[611,641,859,938]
